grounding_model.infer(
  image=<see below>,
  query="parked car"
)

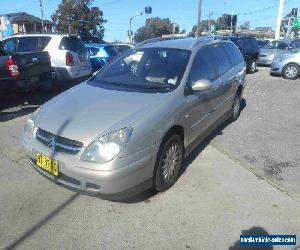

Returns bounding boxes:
[229,36,259,73]
[85,43,119,72]
[21,38,246,199]
[111,43,135,54]
[271,48,300,79]
[0,40,54,92]
[257,39,270,49]
[2,34,92,87]
[258,39,291,66]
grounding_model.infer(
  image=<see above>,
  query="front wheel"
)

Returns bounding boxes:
[282,63,299,80]
[153,134,183,192]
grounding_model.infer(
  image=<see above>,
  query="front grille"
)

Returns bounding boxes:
[36,128,83,154]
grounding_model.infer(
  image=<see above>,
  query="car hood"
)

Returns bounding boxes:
[36,82,171,145]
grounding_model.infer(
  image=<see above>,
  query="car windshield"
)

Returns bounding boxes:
[265,41,289,50]
[90,47,191,92]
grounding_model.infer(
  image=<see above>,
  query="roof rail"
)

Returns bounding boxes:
[135,36,190,48]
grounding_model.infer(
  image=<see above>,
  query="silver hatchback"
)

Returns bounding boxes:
[21,38,246,199]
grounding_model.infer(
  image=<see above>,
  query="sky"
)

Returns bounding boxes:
[1,0,300,41]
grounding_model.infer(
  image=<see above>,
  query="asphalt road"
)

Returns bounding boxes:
[211,67,300,200]
[0,69,300,249]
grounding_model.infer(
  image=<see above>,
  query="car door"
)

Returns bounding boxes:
[183,46,218,145]
[206,44,234,122]
[221,43,245,113]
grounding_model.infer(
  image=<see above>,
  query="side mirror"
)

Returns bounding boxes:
[191,79,212,92]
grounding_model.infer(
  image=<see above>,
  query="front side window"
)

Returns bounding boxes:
[189,47,216,84]
[90,48,191,92]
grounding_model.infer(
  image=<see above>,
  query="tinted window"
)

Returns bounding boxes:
[39,37,51,50]
[190,47,216,83]
[104,46,118,56]
[222,43,243,66]
[59,36,86,53]
[292,41,300,48]
[2,36,51,53]
[242,39,252,52]
[88,47,100,56]
[249,38,259,51]
[0,42,6,56]
[209,45,231,76]
[17,37,39,52]
[118,45,131,53]
[2,39,16,53]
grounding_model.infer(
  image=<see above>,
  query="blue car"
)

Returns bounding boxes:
[85,43,119,72]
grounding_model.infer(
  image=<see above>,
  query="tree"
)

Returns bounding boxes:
[189,19,216,37]
[240,21,250,31]
[134,17,174,42]
[281,11,300,37]
[52,0,106,42]
[216,14,231,30]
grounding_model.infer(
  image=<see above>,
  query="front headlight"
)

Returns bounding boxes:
[24,107,40,136]
[81,127,133,163]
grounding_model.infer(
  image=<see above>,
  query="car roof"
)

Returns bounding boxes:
[137,37,232,50]
[5,33,78,38]
[85,43,112,48]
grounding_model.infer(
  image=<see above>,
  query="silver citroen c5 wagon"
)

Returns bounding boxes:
[21,37,246,199]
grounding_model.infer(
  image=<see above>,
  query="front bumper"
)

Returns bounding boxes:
[21,130,159,198]
[270,61,284,75]
[258,56,273,66]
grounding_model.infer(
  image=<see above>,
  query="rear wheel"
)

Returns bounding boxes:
[248,60,257,74]
[153,134,183,192]
[282,63,299,80]
[231,94,241,121]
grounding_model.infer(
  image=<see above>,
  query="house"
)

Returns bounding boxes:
[0,12,55,35]
[255,27,273,33]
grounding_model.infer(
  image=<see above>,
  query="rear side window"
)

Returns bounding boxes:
[222,43,244,66]
[104,46,118,56]
[59,36,86,53]
[2,36,51,53]
[208,45,231,76]
[189,47,216,83]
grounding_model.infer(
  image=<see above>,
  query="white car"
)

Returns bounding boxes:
[2,34,92,86]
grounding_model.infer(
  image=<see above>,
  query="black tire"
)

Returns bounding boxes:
[282,63,299,80]
[230,94,241,121]
[42,79,55,92]
[248,60,257,74]
[153,134,183,192]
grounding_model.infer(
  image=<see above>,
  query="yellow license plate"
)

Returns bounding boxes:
[36,153,59,177]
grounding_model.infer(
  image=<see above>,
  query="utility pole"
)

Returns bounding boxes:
[39,0,44,33]
[208,12,213,34]
[230,11,234,36]
[196,0,202,37]
[275,0,285,39]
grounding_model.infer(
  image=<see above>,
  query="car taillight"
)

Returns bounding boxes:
[66,52,74,66]
[105,57,113,64]
[5,57,19,78]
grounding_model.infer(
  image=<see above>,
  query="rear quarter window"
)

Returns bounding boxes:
[59,36,86,53]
